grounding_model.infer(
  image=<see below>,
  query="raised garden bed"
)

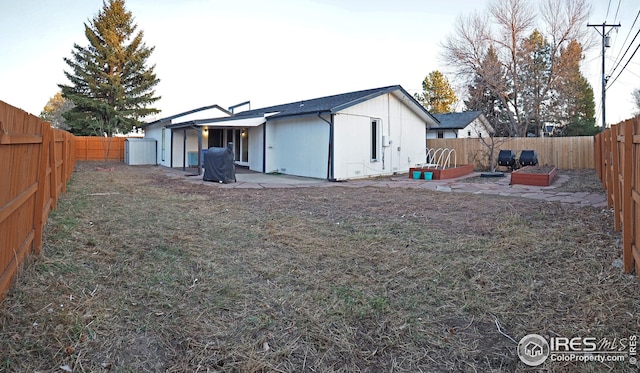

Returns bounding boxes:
[511,165,558,186]
[409,164,473,180]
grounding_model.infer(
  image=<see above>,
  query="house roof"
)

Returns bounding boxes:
[167,85,439,129]
[140,104,231,128]
[235,85,435,119]
[432,111,484,130]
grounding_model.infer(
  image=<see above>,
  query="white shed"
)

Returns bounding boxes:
[125,138,157,165]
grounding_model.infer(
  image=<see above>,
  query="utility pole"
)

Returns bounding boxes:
[587,22,620,132]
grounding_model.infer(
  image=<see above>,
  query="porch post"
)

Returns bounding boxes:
[197,127,203,176]
[182,129,186,171]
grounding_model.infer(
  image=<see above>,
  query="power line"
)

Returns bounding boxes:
[606,0,612,21]
[607,1,625,54]
[607,41,640,88]
[624,67,640,79]
[613,0,622,22]
[608,10,640,77]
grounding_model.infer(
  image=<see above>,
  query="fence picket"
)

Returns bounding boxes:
[595,116,639,278]
[75,136,125,161]
[427,136,595,169]
[0,101,76,302]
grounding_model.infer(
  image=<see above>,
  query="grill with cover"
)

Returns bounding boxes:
[203,145,236,183]
[519,150,538,166]
[497,150,516,169]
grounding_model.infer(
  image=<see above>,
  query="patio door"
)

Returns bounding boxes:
[233,128,249,166]
[209,128,248,166]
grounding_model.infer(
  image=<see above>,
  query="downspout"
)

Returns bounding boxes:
[170,129,174,168]
[387,93,391,171]
[262,122,266,173]
[381,118,385,170]
[317,112,335,181]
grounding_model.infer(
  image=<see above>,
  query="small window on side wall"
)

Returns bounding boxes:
[371,119,379,161]
[437,131,444,139]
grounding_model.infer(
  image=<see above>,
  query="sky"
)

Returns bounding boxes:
[0,0,638,125]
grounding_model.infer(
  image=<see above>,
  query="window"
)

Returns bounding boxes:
[437,131,444,139]
[208,128,223,147]
[371,119,379,161]
[468,130,472,137]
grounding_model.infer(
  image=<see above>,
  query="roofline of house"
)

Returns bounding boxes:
[146,85,440,129]
[141,104,232,128]
[166,113,266,129]
[228,101,250,112]
[431,111,484,129]
[328,85,439,125]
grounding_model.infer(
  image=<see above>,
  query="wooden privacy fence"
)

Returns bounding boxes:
[428,136,595,169]
[75,136,125,161]
[594,116,639,278]
[0,101,76,301]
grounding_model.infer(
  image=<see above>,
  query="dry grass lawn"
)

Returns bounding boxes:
[1,163,638,372]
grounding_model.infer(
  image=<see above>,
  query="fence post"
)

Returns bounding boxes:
[604,129,613,208]
[610,125,621,231]
[69,134,76,178]
[62,134,70,193]
[50,129,59,210]
[593,134,597,178]
[599,134,604,181]
[33,123,52,255]
[620,120,634,273]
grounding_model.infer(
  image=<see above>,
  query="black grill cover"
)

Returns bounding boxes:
[519,150,538,166]
[497,150,516,167]
[203,147,236,183]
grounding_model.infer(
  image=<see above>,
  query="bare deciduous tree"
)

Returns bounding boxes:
[442,0,592,137]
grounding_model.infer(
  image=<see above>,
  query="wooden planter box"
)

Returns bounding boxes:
[409,164,473,180]
[511,166,558,186]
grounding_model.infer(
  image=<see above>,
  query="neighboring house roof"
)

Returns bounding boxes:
[141,104,232,128]
[432,111,491,130]
[167,85,439,129]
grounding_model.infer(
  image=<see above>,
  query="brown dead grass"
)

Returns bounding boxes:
[1,162,638,372]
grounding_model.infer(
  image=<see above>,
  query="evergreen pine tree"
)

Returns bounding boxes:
[415,71,457,114]
[59,0,160,136]
[517,30,553,136]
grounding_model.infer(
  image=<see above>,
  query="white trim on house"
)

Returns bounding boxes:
[203,116,266,128]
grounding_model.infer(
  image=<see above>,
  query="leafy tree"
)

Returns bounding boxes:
[40,92,75,131]
[556,84,597,137]
[553,40,597,136]
[59,0,160,136]
[414,70,457,114]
